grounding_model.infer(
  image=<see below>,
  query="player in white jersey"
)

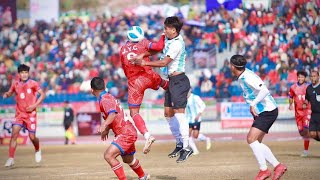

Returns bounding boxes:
[186,89,211,155]
[132,16,192,163]
[229,55,287,180]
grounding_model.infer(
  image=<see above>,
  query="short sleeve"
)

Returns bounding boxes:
[8,81,16,94]
[33,81,41,92]
[288,85,295,98]
[243,73,265,90]
[101,97,118,116]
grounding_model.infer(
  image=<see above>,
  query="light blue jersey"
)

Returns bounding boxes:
[160,34,186,76]
[186,93,206,124]
[238,68,277,114]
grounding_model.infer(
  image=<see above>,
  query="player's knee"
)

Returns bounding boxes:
[246,136,257,144]
[309,132,317,138]
[11,133,19,140]
[193,133,199,139]
[122,157,132,164]
[104,152,113,163]
[29,134,36,141]
[129,109,139,117]
[164,112,170,118]
[299,131,306,137]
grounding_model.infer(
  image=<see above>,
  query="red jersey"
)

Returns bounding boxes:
[9,79,41,119]
[120,39,154,79]
[288,82,311,117]
[99,91,135,136]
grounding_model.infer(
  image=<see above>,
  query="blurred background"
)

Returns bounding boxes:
[0,0,319,142]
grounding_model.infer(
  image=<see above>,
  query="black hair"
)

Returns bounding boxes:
[164,16,183,33]
[90,77,105,91]
[230,55,247,71]
[297,70,307,77]
[17,64,30,73]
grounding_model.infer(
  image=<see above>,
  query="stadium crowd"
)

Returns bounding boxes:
[0,0,319,103]
[197,0,320,99]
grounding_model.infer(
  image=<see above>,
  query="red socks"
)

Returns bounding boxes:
[112,163,126,180]
[129,159,145,178]
[304,139,309,151]
[9,147,15,158]
[132,113,148,135]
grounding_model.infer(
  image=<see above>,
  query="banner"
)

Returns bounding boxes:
[0,118,29,145]
[242,0,271,9]
[30,0,59,26]
[76,112,101,136]
[220,102,253,128]
[0,0,17,26]
[220,99,295,128]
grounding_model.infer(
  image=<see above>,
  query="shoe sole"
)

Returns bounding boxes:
[176,151,193,163]
[5,163,14,167]
[143,138,156,154]
[260,175,271,180]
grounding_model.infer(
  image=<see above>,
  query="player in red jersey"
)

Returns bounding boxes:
[288,71,311,157]
[91,77,150,180]
[120,26,168,154]
[3,64,46,167]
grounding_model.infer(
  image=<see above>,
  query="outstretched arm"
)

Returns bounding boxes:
[3,82,15,98]
[149,34,165,52]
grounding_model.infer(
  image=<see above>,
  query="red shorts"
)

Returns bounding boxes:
[127,71,162,107]
[295,114,311,132]
[13,111,37,133]
[112,124,138,156]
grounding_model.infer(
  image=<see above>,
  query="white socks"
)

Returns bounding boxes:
[249,140,280,170]
[143,132,151,140]
[166,117,182,143]
[174,113,189,149]
[249,141,268,171]
[189,137,199,153]
[260,143,280,167]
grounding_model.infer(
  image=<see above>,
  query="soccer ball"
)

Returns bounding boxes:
[127,26,144,42]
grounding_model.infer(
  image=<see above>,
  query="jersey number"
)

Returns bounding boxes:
[126,52,137,60]
[298,95,305,101]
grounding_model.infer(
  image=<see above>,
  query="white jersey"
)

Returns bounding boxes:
[160,34,186,76]
[186,93,206,123]
[238,68,277,114]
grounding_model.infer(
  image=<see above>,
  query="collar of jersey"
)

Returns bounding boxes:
[167,34,180,41]
[99,90,108,102]
[20,78,30,84]
[312,82,320,88]
[238,68,248,79]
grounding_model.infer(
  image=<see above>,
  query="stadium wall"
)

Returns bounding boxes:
[0,98,296,138]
